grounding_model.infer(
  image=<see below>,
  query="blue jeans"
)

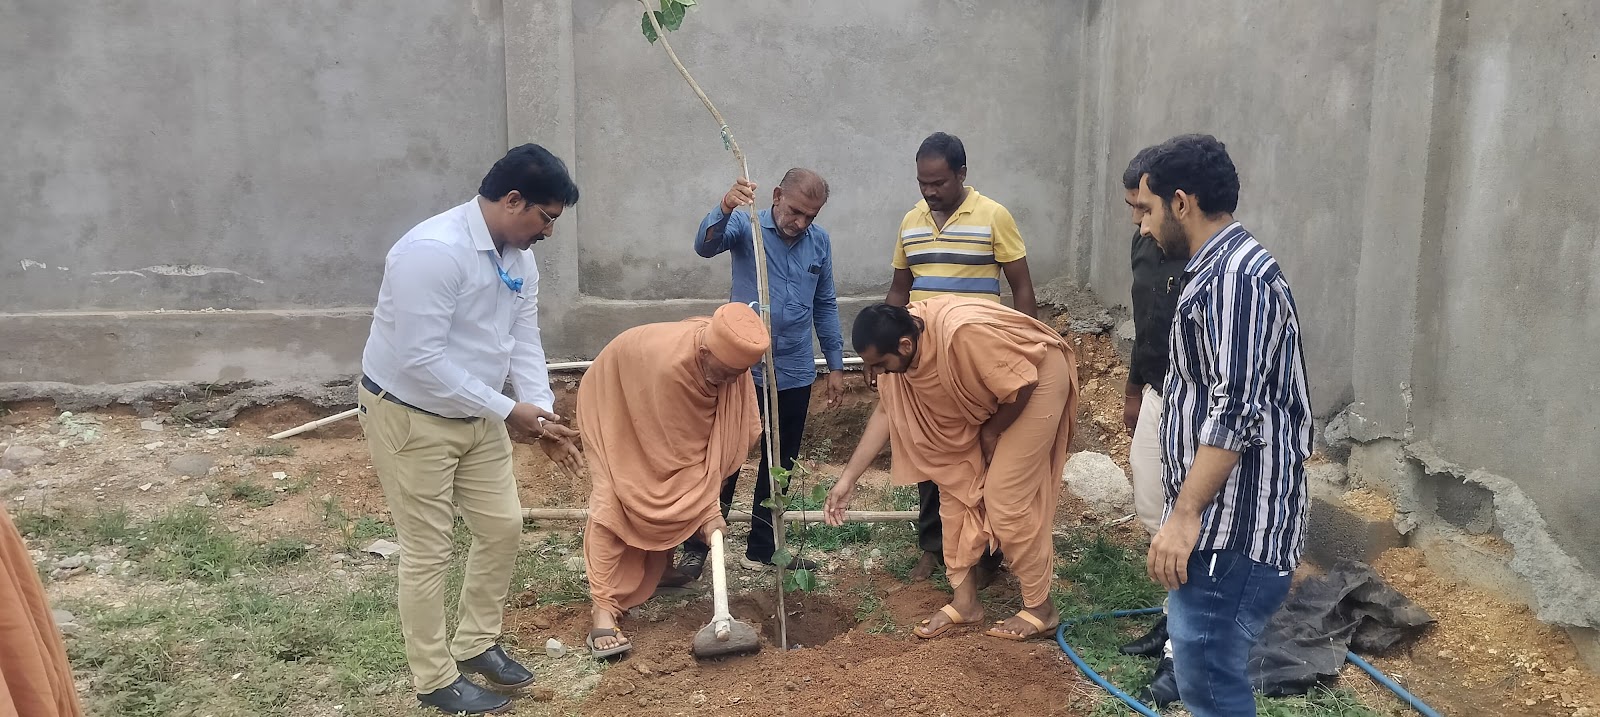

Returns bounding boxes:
[1167,549,1292,717]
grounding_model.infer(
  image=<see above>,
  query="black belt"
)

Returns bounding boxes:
[360,376,477,421]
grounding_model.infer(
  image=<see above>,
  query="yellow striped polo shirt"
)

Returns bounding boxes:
[891,188,1027,302]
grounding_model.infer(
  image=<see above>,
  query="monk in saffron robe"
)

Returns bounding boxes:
[826,296,1077,640]
[0,503,85,717]
[580,302,769,655]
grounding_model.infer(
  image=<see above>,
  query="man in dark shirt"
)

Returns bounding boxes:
[1118,146,1186,706]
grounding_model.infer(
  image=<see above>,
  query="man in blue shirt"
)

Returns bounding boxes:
[667,169,846,580]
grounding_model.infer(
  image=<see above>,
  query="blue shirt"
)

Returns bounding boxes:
[1161,222,1313,571]
[695,207,844,389]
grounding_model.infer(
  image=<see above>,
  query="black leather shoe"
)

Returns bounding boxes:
[1134,657,1179,708]
[676,549,706,582]
[1119,615,1168,657]
[417,675,512,715]
[456,644,536,691]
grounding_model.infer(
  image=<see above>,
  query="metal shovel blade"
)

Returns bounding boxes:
[691,616,761,659]
[690,528,762,659]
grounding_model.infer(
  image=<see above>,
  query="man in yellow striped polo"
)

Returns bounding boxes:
[885,131,1038,583]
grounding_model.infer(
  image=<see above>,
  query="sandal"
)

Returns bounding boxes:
[914,604,979,639]
[985,609,1059,641]
[586,627,634,658]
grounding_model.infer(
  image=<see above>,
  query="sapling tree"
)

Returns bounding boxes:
[635,0,813,648]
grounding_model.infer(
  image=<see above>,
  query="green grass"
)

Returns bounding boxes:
[511,532,588,607]
[219,479,279,508]
[248,444,296,458]
[852,584,898,634]
[65,571,408,717]
[20,505,310,584]
[1258,688,1395,717]
[1053,530,1405,716]
[319,497,397,554]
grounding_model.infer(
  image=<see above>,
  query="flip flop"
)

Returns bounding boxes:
[985,610,1059,641]
[586,627,633,658]
[914,604,979,639]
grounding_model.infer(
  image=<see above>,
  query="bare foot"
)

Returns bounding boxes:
[988,603,1059,639]
[590,609,631,651]
[914,599,983,638]
[908,550,941,582]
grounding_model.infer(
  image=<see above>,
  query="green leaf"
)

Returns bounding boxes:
[676,0,696,6]
[772,548,793,568]
[759,498,779,510]
[659,1,686,31]
[787,568,818,593]
[810,484,828,504]
[640,11,658,43]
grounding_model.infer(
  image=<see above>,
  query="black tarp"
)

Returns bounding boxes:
[1248,559,1435,696]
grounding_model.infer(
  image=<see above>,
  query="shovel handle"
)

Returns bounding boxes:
[710,528,732,628]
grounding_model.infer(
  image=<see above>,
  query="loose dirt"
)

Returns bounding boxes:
[507,576,1096,717]
[1369,547,1600,716]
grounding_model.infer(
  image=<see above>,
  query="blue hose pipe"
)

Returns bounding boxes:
[1345,652,1443,717]
[1054,606,1444,716]
[1053,607,1164,717]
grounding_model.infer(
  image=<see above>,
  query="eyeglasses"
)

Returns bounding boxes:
[536,205,558,227]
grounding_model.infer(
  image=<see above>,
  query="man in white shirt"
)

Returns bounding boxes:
[359,143,581,715]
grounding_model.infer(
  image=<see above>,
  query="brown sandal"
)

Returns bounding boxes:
[914,604,979,639]
[985,609,1059,641]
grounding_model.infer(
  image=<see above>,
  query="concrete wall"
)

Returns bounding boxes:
[0,0,1081,378]
[1075,0,1600,635]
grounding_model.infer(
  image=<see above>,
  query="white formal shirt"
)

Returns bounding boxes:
[361,197,554,419]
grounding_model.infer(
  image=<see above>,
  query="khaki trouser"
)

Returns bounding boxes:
[357,386,523,693]
[1129,385,1167,537]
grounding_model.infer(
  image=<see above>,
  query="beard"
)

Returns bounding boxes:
[1153,213,1191,261]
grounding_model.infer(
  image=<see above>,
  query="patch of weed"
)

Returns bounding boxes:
[249,444,296,458]
[221,479,279,508]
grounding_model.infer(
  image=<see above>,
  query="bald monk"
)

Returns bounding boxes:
[580,302,770,656]
[0,503,84,717]
[825,296,1077,640]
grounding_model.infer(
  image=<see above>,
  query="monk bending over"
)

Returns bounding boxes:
[579,302,769,656]
[825,296,1078,640]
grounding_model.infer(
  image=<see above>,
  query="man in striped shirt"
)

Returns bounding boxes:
[886,131,1037,582]
[1130,134,1312,717]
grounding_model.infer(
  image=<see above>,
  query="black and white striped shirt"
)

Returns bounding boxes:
[1161,222,1312,570]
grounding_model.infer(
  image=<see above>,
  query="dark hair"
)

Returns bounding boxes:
[915,132,966,172]
[852,304,922,355]
[479,143,580,206]
[1122,144,1161,191]
[779,167,829,201]
[1142,134,1239,215]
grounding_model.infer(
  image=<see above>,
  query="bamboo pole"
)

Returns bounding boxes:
[639,3,791,651]
[521,508,916,523]
[265,358,861,441]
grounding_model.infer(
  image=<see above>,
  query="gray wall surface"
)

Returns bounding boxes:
[3,0,1599,623]
[1074,0,1600,601]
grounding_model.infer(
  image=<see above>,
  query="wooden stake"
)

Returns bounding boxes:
[639,2,789,650]
[521,508,917,523]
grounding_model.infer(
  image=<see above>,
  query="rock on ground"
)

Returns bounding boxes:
[168,454,216,478]
[1,445,47,472]
[1061,451,1133,516]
